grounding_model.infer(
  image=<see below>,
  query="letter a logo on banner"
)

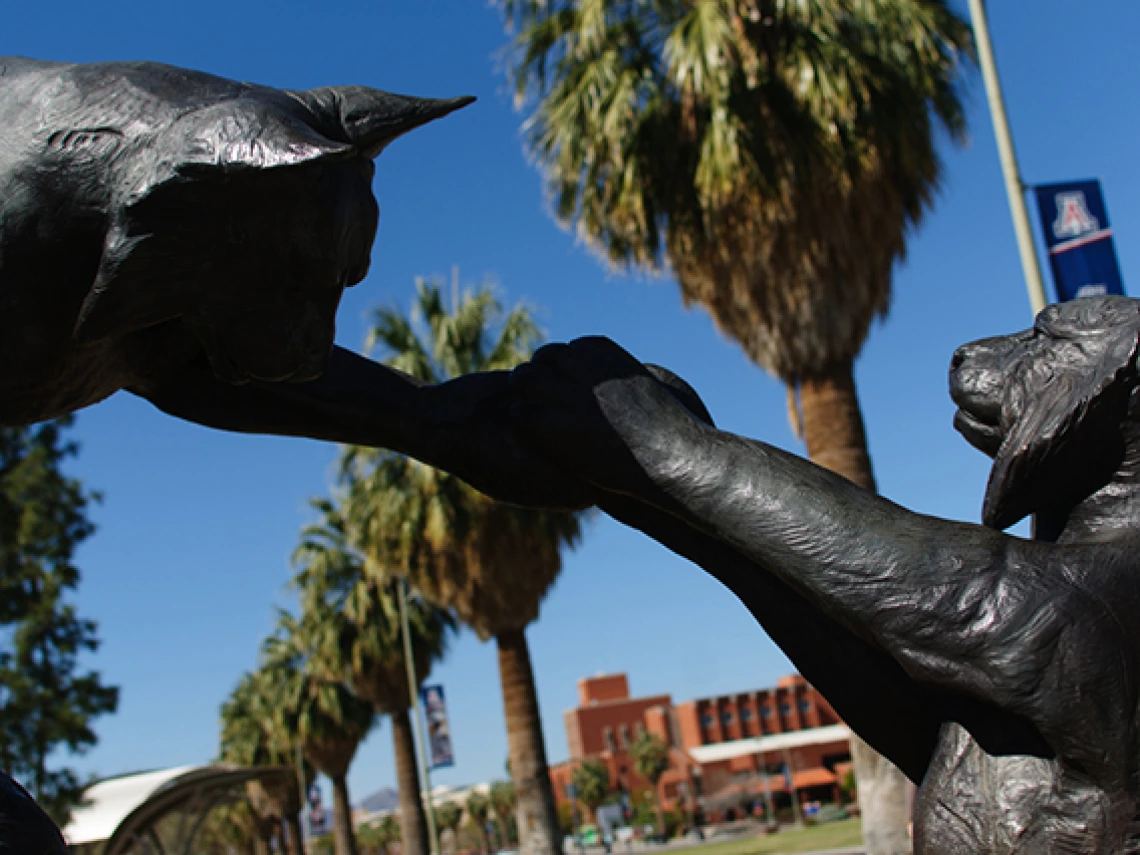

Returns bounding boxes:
[1033,180,1125,302]
[1052,192,1099,240]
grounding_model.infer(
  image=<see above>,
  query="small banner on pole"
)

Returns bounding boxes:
[420,684,455,769]
[308,783,327,837]
[1033,179,1125,301]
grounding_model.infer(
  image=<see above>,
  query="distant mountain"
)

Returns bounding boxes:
[356,787,400,814]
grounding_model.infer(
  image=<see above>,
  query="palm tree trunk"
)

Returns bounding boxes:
[496,627,561,855]
[332,773,360,855]
[798,368,876,490]
[653,790,665,839]
[797,362,913,855]
[392,707,431,855]
[287,813,306,855]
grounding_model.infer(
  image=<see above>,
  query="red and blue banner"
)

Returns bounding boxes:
[1033,179,1125,302]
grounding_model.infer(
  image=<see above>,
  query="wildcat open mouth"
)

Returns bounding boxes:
[952,407,1003,457]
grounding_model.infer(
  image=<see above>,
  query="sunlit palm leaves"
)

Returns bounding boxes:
[341,277,583,640]
[260,612,375,780]
[501,0,972,381]
[289,496,455,713]
[290,493,454,855]
[342,275,582,855]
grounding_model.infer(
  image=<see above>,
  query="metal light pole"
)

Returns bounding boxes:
[398,577,442,855]
[295,741,311,854]
[967,0,1049,314]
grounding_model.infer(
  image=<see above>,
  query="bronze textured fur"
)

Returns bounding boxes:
[509,296,1140,853]
[0,57,591,509]
[0,57,585,852]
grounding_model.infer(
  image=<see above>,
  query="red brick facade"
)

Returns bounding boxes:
[673,674,841,745]
[550,673,852,823]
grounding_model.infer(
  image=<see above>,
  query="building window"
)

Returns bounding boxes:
[760,708,771,718]
[636,722,646,737]
[720,712,734,725]
[741,709,754,721]
[604,726,615,752]
[620,724,631,748]
[798,700,811,713]
[700,714,714,727]
[779,703,791,715]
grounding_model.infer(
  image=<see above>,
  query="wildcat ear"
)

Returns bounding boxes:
[288,86,475,158]
[118,100,356,207]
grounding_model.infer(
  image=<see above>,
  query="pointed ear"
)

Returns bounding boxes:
[75,101,358,343]
[982,330,1140,529]
[289,86,475,158]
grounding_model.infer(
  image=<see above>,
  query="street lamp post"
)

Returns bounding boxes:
[398,577,442,855]
[967,0,1049,314]
[295,741,310,853]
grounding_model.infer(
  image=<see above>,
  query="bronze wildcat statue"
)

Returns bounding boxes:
[0,57,598,853]
[509,295,1140,854]
[0,56,588,508]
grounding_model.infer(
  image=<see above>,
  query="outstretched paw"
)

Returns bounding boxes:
[509,337,713,496]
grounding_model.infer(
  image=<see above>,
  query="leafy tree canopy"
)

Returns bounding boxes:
[0,420,117,825]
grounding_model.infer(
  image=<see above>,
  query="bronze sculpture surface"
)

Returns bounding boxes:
[0,57,589,853]
[508,295,1140,854]
[5,54,1140,855]
[0,56,585,509]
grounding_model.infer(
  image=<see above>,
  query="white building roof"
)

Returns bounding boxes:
[686,724,852,765]
[64,765,199,846]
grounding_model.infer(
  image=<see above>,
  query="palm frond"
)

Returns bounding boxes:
[499,0,974,379]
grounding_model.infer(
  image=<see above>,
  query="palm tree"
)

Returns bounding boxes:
[465,790,492,855]
[219,671,306,855]
[341,276,585,855]
[628,731,669,838]
[499,4,973,851]
[435,800,463,854]
[571,760,609,824]
[261,612,376,855]
[197,801,261,855]
[292,496,455,855]
[490,780,517,848]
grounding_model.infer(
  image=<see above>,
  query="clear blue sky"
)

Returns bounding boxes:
[5,1,1139,807]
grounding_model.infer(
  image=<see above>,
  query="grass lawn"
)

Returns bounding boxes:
[679,820,863,855]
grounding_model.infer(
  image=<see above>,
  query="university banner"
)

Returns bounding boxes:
[420,684,455,768]
[308,783,327,837]
[1033,179,1125,301]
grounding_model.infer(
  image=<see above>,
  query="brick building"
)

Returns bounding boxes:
[550,673,852,824]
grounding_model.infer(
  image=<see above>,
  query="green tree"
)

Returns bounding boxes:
[342,276,584,855]
[292,496,455,855]
[435,800,463,854]
[0,420,117,826]
[490,779,517,847]
[262,613,376,855]
[197,801,261,855]
[466,790,492,855]
[628,731,669,837]
[358,816,401,855]
[571,760,610,823]
[219,670,308,855]
[499,4,974,851]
